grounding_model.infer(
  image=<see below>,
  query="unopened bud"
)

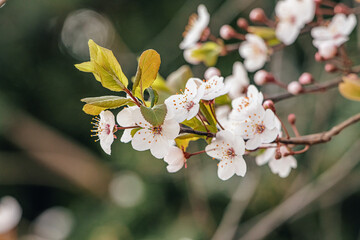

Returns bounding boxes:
[204,67,221,79]
[324,63,337,73]
[237,18,248,30]
[287,81,303,95]
[275,148,282,159]
[315,52,324,62]
[314,0,322,3]
[334,3,350,14]
[254,70,275,86]
[288,114,296,125]
[263,100,276,113]
[220,25,236,40]
[249,8,267,23]
[298,72,313,85]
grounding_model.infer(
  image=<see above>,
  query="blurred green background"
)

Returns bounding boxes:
[0,0,359,239]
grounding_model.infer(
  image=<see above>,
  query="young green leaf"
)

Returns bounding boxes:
[339,75,360,101]
[175,134,200,151]
[140,104,167,126]
[82,104,107,116]
[146,88,159,107]
[191,42,222,67]
[133,49,161,98]
[166,65,193,93]
[81,96,133,115]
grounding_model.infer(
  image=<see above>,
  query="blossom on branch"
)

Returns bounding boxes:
[311,13,357,58]
[116,106,137,143]
[197,75,228,100]
[239,34,268,72]
[92,110,116,155]
[205,130,246,180]
[180,4,210,50]
[164,146,186,173]
[165,78,205,123]
[131,108,180,159]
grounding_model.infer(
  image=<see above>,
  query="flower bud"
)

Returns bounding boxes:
[324,63,337,73]
[287,81,302,95]
[288,113,296,125]
[315,52,324,62]
[314,0,322,3]
[220,25,235,40]
[263,100,276,113]
[249,8,267,23]
[204,67,221,79]
[298,72,313,85]
[237,18,248,30]
[334,3,350,14]
[254,70,275,85]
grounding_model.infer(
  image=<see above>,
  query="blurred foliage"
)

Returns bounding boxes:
[0,0,359,240]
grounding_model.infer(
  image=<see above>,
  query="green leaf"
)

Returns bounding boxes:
[81,96,133,115]
[133,49,161,98]
[131,128,141,137]
[248,26,276,40]
[199,102,217,128]
[339,75,360,101]
[140,104,167,126]
[175,134,200,151]
[146,88,159,107]
[166,65,193,93]
[191,42,222,67]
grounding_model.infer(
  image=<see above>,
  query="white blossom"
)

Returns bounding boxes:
[180,4,210,50]
[268,146,297,178]
[275,0,315,45]
[239,34,268,72]
[311,14,357,57]
[225,62,249,99]
[183,45,202,65]
[116,106,137,143]
[165,78,205,123]
[205,130,246,180]
[0,196,22,234]
[199,75,228,100]
[130,108,180,159]
[164,146,186,173]
[92,110,116,155]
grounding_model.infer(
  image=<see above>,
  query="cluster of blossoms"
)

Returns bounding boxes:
[78,0,359,182]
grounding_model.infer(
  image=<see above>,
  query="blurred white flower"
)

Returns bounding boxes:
[131,107,180,159]
[92,110,116,155]
[180,4,210,50]
[200,76,228,101]
[0,196,22,234]
[268,147,297,178]
[204,67,221,80]
[164,146,186,173]
[205,130,246,180]
[311,14,357,58]
[109,172,145,208]
[183,45,202,65]
[239,34,268,72]
[275,0,315,45]
[116,106,137,143]
[225,62,249,99]
[33,207,74,240]
[165,78,205,123]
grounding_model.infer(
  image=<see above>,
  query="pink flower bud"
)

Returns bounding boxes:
[219,25,235,40]
[287,81,302,95]
[298,72,313,85]
[263,100,276,113]
[237,18,248,30]
[204,67,221,79]
[288,113,296,125]
[314,52,324,62]
[254,70,272,85]
[324,63,337,73]
[334,3,350,14]
[249,8,267,23]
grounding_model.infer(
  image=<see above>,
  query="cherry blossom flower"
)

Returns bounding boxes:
[205,130,246,180]
[311,13,357,58]
[225,62,249,99]
[165,78,205,123]
[116,106,137,143]
[229,85,264,121]
[275,0,315,45]
[239,34,268,72]
[260,146,297,178]
[235,107,280,150]
[199,75,228,100]
[0,196,22,234]
[180,4,210,50]
[92,110,116,155]
[131,108,180,159]
[164,146,186,173]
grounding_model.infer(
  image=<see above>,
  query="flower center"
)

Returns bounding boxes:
[152,126,162,135]
[183,13,198,37]
[255,124,265,134]
[226,148,236,158]
[90,117,113,140]
[186,101,195,111]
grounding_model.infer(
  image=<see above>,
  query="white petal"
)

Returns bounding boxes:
[131,129,153,151]
[311,26,332,41]
[99,131,114,155]
[233,156,247,177]
[0,196,22,234]
[217,156,247,180]
[162,119,180,140]
[256,147,276,166]
[167,163,184,173]
[245,135,261,150]
[186,103,200,121]
[276,21,300,45]
[116,107,136,127]
[261,127,280,143]
[131,108,151,128]
[263,109,276,129]
[244,56,266,72]
[234,137,245,156]
[164,146,185,172]
[100,110,115,128]
[120,129,133,143]
[269,155,297,178]
[150,136,171,159]
[342,14,357,36]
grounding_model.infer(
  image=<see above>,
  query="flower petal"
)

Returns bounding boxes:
[245,135,261,150]
[150,136,171,159]
[131,129,153,151]
[263,109,276,129]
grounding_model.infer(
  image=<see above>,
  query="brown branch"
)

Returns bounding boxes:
[266,77,342,103]
[278,113,360,145]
